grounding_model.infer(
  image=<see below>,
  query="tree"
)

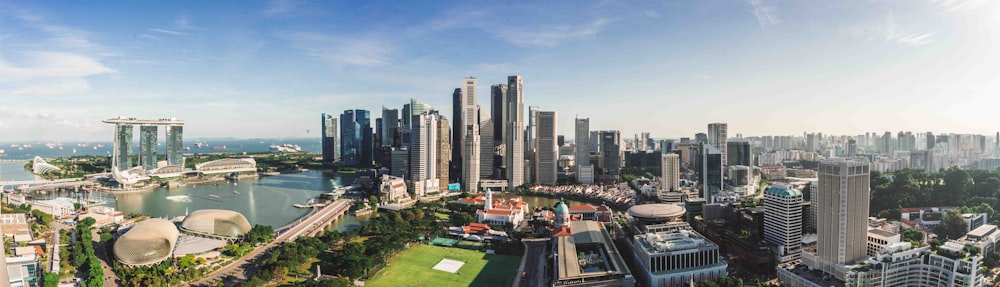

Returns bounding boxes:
[934,209,968,240]
[449,213,475,226]
[43,272,60,287]
[901,228,924,242]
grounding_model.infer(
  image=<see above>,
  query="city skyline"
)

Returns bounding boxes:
[1,1,998,141]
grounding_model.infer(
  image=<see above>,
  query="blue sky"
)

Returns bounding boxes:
[1,0,997,141]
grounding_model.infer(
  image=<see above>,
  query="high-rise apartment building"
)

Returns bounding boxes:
[340,109,373,167]
[575,118,593,184]
[708,123,728,166]
[661,153,680,192]
[535,111,557,185]
[816,159,870,278]
[322,113,338,165]
[764,185,803,264]
[116,124,133,170]
[139,126,158,170]
[505,75,525,189]
[166,125,183,166]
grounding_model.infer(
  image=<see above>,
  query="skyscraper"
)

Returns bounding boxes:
[451,88,464,183]
[505,75,525,189]
[463,123,480,192]
[139,125,158,170]
[340,109,372,167]
[661,153,680,192]
[409,113,439,196]
[480,119,494,179]
[535,111,557,185]
[381,107,399,147]
[436,116,451,191]
[166,125,183,166]
[491,84,508,179]
[525,106,539,184]
[708,123,728,166]
[322,113,338,165]
[116,124,133,170]
[598,130,622,182]
[700,143,723,202]
[816,159,870,278]
[456,78,480,186]
[575,118,593,184]
[726,140,751,166]
[695,133,708,145]
[847,139,857,157]
[764,184,803,264]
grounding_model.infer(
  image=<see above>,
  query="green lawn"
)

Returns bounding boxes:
[367,244,521,287]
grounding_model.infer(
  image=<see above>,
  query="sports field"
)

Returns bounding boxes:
[366,244,521,287]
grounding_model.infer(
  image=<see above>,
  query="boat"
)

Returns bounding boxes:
[269,144,302,153]
[211,145,227,151]
[232,190,239,194]
[208,194,220,199]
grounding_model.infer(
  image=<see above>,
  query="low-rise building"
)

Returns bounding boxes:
[553,220,635,286]
[627,222,727,286]
[379,174,408,203]
[475,190,528,227]
[866,229,900,257]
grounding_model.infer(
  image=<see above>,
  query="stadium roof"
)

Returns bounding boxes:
[113,218,179,266]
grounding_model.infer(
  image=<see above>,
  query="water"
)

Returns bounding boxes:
[31,170,364,228]
[0,138,321,160]
[0,162,42,182]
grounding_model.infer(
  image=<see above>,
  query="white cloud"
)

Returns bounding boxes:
[883,11,935,46]
[748,0,780,28]
[281,32,393,67]
[495,18,611,48]
[264,0,306,16]
[149,28,188,36]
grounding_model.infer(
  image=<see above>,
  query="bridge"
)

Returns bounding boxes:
[0,159,28,163]
[0,179,84,189]
[276,199,352,242]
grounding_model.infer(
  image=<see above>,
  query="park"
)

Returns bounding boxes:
[366,244,521,287]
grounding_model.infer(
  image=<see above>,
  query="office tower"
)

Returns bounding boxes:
[764,184,803,264]
[390,149,408,178]
[340,109,373,167]
[139,126,157,170]
[639,132,651,151]
[707,123,728,166]
[115,124,133,170]
[451,88,464,183]
[409,113,439,195]
[575,118,594,184]
[505,75,525,189]
[166,125,183,166]
[322,113,338,165]
[659,139,675,154]
[598,130,622,181]
[926,132,935,150]
[700,143,723,202]
[695,133,708,145]
[557,135,565,147]
[816,159,870,278]
[535,111,557,185]
[463,123,480,192]
[847,139,857,157]
[661,153,680,192]
[436,116,451,190]
[410,99,432,122]
[401,104,411,128]
[381,107,399,147]
[524,106,539,184]
[680,137,690,145]
[480,120,494,179]
[491,84,508,178]
[726,140,751,166]
[590,131,600,154]
[881,131,894,155]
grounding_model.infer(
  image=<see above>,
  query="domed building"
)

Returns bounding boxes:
[113,218,179,266]
[180,209,252,240]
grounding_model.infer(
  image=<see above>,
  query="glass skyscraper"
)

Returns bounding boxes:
[116,124,133,170]
[321,113,338,165]
[340,109,372,167]
[139,125,158,170]
[166,126,183,166]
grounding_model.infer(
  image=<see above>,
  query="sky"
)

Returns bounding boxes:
[0,0,998,141]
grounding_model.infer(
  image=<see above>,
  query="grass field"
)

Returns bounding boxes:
[366,244,521,287]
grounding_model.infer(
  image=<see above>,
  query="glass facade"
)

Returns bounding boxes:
[321,113,338,165]
[139,125,158,170]
[166,125,183,166]
[340,109,372,167]
[116,124,133,170]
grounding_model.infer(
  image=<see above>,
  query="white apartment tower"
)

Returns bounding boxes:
[535,110,557,185]
[661,153,680,192]
[505,75,525,189]
[575,118,594,184]
[764,184,804,264]
[708,123,728,167]
[816,159,871,278]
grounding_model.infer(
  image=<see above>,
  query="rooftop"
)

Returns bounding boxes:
[556,221,631,282]
[967,224,998,239]
[764,186,802,197]
[627,204,686,220]
[867,228,899,239]
[634,223,716,254]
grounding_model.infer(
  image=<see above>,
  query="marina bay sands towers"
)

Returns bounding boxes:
[103,117,184,171]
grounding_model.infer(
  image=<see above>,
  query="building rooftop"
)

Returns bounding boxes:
[634,223,715,254]
[556,221,631,283]
[867,228,899,239]
[0,214,27,225]
[764,186,802,197]
[966,224,998,240]
[627,204,686,221]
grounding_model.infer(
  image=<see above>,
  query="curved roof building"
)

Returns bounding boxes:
[113,218,179,266]
[628,204,686,225]
[180,209,252,239]
[31,156,60,174]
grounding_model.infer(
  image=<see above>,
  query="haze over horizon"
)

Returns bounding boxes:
[1,0,998,141]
